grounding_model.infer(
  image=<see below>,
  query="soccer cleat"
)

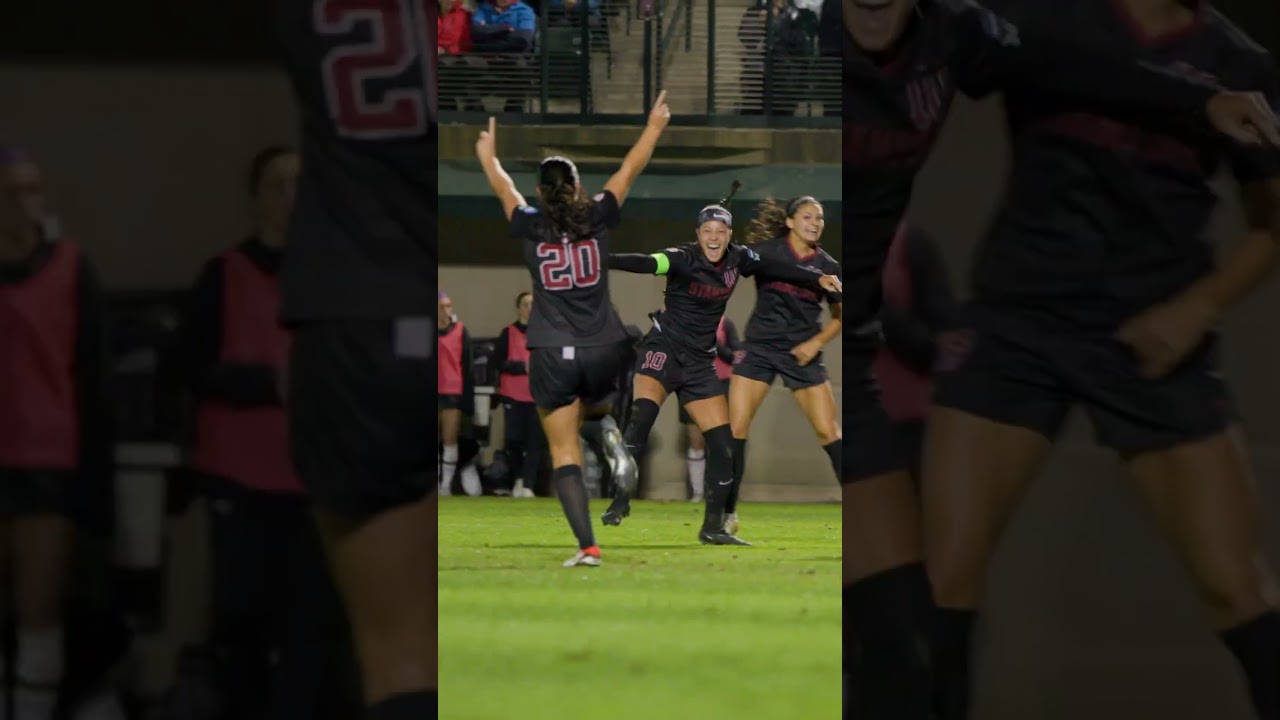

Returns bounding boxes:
[698,528,752,546]
[563,546,602,567]
[601,426,639,495]
[724,512,739,535]
[601,497,631,526]
[512,479,535,498]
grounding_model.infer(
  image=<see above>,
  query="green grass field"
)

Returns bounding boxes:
[439,497,841,720]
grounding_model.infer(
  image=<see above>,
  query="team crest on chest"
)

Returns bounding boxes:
[723,268,739,288]
[904,68,951,132]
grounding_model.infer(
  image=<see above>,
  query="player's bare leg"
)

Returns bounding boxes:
[685,395,749,545]
[11,515,73,720]
[726,374,771,534]
[540,401,600,567]
[1125,428,1280,719]
[922,407,1051,720]
[602,374,668,526]
[438,408,462,495]
[314,494,435,714]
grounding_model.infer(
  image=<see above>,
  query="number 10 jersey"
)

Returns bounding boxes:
[513,190,629,349]
[274,0,437,324]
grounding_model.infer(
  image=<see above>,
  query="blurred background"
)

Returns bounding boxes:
[904,5,1280,719]
[436,0,844,502]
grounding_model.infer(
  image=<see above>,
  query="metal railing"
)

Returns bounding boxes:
[437,0,839,127]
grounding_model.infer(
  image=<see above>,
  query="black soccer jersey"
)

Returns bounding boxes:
[613,243,825,356]
[514,190,630,349]
[844,0,1221,344]
[744,237,843,348]
[971,0,1280,327]
[273,0,436,324]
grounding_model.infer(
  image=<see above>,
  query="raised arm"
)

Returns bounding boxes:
[603,91,671,206]
[475,117,528,220]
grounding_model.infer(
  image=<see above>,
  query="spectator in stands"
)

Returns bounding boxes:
[0,147,118,720]
[496,292,546,498]
[817,0,839,116]
[175,146,356,720]
[545,0,604,24]
[439,0,473,55]
[466,0,538,112]
[737,0,819,116]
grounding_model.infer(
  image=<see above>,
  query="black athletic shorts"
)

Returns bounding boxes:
[733,340,828,390]
[679,379,730,424]
[288,317,435,518]
[635,331,725,405]
[932,307,1235,455]
[844,345,909,484]
[437,394,465,411]
[529,343,626,411]
[0,469,77,517]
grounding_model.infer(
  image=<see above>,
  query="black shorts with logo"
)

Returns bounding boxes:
[844,343,909,484]
[931,306,1234,454]
[733,340,828,390]
[634,331,725,405]
[528,343,627,412]
[288,317,435,518]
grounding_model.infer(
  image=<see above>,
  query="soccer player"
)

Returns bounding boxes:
[474,92,670,567]
[436,291,480,496]
[495,290,546,498]
[601,200,842,545]
[272,1,436,717]
[726,197,842,535]
[0,147,115,720]
[679,315,739,502]
[921,1,1280,717]
[178,145,355,719]
[844,2,1279,716]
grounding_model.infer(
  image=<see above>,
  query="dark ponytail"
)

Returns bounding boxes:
[745,197,788,244]
[538,156,593,240]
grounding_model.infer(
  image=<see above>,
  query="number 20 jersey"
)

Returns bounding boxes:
[513,190,629,349]
[273,0,437,324]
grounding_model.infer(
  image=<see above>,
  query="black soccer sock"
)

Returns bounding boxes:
[823,439,841,480]
[845,563,933,720]
[1220,611,1280,720]
[366,690,436,720]
[701,424,735,530]
[932,605,978,720]
[553,465,595,550]
[618,399,660,500]
[725,437,747,514]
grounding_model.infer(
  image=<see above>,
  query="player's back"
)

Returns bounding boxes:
[273,0,436,324]
[514,190,628,349]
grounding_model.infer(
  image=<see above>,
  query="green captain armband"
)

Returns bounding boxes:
[650,253,671,275]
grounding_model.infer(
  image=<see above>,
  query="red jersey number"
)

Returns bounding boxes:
[537,241,602,291]
[315,0,433,139]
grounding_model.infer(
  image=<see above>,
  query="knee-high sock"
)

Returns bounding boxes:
[846,565,933,720]
[725,437,747,514]
[700,425,735,530]
[1221,611,1280,720]
[553,465,595,550]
